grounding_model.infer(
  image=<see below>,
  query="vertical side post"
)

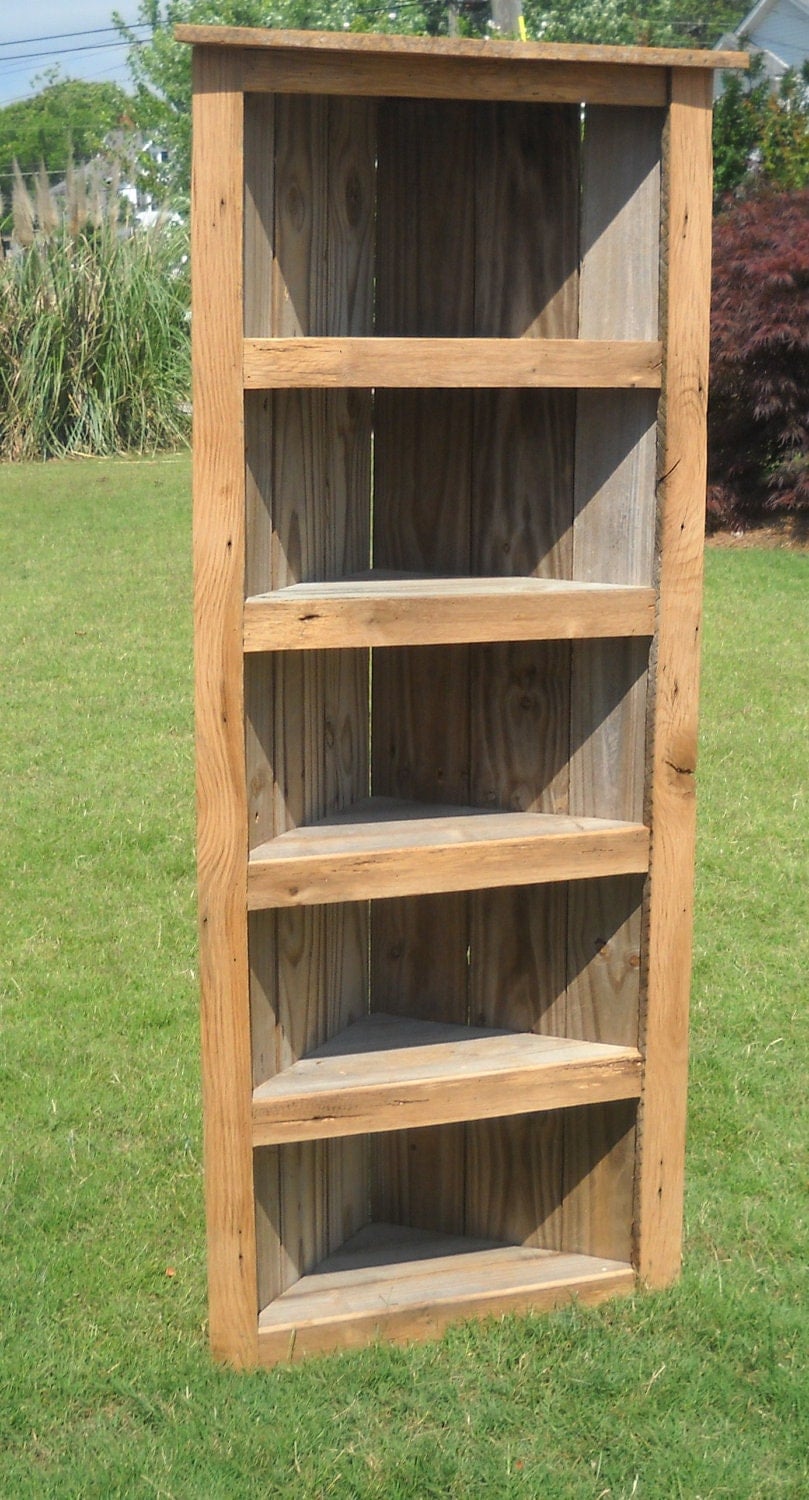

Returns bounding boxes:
[638,68,713,1287]
[191,45,257,1364]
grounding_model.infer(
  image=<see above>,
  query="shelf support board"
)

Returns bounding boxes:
[243,577,656,650]
[243,337,663,390]
[252,1014,642,1143]
[256,1223,636,1363]
[247,799,650,908]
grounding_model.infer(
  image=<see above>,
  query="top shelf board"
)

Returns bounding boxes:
[176,24,748,71]
[177,26,746,107]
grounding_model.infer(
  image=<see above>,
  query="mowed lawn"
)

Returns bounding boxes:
[0,455,807,1498]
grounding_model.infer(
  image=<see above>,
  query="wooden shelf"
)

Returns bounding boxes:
[243,337,663,390]
[252,1012,642,1144]
[243,574,656,651]
[247,797,650,908]
[186,28,727,1363]
[256,1223,636,1363]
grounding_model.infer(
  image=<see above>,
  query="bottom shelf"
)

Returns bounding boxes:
[257,1223,635,1364]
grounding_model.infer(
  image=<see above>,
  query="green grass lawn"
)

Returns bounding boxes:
[1,455,807,1498]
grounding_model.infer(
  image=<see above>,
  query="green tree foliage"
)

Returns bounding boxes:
[523,0,741,47]
[121,0,751,201]
[714,54,809,202]
[116,0,357,206]
[115,0,467,203]
[0,74,136,209]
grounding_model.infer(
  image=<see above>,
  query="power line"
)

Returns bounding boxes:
[0,24,150,51]
[0,39,145,66]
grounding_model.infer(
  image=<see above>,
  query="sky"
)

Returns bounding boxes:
[0,2,147,107]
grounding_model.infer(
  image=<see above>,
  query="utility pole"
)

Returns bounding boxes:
[490,0,524,37]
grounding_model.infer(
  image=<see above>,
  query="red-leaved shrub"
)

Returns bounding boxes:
[708,189,809,529]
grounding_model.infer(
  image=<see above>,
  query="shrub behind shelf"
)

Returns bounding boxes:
[708,188,809,530]
[0,165,190,460]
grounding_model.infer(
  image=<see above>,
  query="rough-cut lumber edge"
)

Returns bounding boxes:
[191,47,258,1367]
[251,1015,642,1142]
[637,68,714,1290]
[243,577,656,650]
[255,1224,636,1363]
[243,337,663,389]
[175,24,748,71]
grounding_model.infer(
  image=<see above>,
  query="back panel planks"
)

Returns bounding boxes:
[468,99,580,1258]
[243,90,376,1291]
[564,104,662,1260]
[372,98,478,1234]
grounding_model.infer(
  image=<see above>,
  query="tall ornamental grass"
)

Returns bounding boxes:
[0,166,190,459]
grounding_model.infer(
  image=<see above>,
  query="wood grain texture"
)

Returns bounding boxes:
[561,1100,637,1261]
[177,24,747,69]
[469,885,568,1037]
[242,50,669,107]
[248,802,650,908]
[243,577,656,650]
[370,890,469,1233]
[190,46,257,1367]
[243,336,663,388]
[564,105,662,1259]
[245,94,375,1299]
[372,1125,467,1237]
[255,1222,635,1362]
[242,106,279,1313]
[371,98,478,1233]
[252,1015,641,1142]
[466,1112,566,1250]
[637,70,714,1289]
[466,100,580,1254]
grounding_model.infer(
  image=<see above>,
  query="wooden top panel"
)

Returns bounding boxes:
[176,24,747,72]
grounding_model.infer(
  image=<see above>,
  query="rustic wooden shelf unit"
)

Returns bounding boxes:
[181,24,745,1367]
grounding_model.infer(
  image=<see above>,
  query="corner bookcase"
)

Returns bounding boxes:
[180,25,745,1367]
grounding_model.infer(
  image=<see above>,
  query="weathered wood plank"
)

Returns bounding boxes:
[638,70,714,1288]
[252,1015,641,1142]
[565,104,662,1260]
[370,98,479,1236]
[243,50,669,107]
[179,24,746,69]
[248,803,650,908]
[258,95,374,1289]
[255,1222,635,1362]
[191,46,257,1367]
[243,577,656,650]
[243,335,663,388]
[467,99,579,1251]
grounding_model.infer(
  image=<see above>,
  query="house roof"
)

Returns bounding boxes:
[731,0,809,39]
